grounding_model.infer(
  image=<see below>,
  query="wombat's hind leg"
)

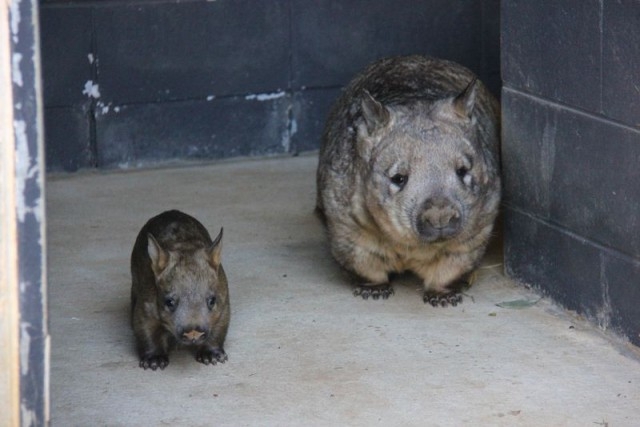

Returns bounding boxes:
[354,284,395,300]
[195,345,227,365]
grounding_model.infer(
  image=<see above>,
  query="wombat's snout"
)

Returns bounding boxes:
[417,197,462,241]
[179,326,208,344]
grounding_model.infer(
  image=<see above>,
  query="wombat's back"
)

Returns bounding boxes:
[133,209,213,255]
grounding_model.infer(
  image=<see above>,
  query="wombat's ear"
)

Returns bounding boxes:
[452,78,478,121]
[147,234,169,277]
[359,90,390,136]
[207,228,223,272]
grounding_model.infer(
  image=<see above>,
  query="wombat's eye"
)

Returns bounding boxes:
[164,297,178,312]
[456,166,469,179]
[390,173,408,189]
[206,296,216,310]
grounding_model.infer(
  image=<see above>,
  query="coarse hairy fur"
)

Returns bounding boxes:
[130,210,230,370]
[316,55,501,306]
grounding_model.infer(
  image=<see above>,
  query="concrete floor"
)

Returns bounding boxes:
[47,154,640,426]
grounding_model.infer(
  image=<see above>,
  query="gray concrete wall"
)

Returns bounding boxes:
[40,0,500,171]
[501,0,640,346]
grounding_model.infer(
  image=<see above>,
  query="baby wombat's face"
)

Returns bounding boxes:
[156,254,221,344]
[356,90,492,246]
[148,233,225,345]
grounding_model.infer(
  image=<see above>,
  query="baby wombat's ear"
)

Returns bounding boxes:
[207,228,223,272]
[147,234,169,277]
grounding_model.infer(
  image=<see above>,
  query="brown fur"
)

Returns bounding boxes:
[130,210,230,370]
[316,55,501,306]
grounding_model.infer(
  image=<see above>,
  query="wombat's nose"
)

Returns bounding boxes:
[417,198,461,239]
[180,326,207,343]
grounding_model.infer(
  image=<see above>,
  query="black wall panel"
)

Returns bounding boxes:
[503,90,640,257]
[502,0,602,114]
[40,0,501,171]
[290,0,482,89]
[40,6,94,171]
[40,7,93,106]
[95,96,290,167]
[502,1,640,346]
[93,1,290,104]
[44,107,93,171]
[504,209,603,316]
[290,88,341,155]
[602,1,640,126]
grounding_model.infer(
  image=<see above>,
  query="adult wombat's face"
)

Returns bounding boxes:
[361,111,488,246]
[353,81,498,248]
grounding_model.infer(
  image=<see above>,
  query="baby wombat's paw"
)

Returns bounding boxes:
[353,284,394,300]
[139,354,169,371]
[195,346,228,365]
[423,291,463,307]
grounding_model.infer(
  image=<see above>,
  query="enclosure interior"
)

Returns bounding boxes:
[41,0,640,425]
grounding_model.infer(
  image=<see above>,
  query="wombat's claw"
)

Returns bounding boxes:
[423,291,463,307]
[353,284,394,300]
[139,354,169,371]
[196,347,227,365]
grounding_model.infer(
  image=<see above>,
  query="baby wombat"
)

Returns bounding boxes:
[130,210,230,370]
[316,55,501,306]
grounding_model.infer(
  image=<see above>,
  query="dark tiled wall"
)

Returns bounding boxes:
[40,0,500,171]
[502,0,640,346]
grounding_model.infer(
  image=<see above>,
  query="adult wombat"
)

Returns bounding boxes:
[130,210,230,370]
[316,55,501,306]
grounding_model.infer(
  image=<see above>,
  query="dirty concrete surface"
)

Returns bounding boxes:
[47,154,639,426]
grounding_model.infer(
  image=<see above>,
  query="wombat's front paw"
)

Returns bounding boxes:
[196,346,227,365]
[423,291,463,307]
[354,284,394,300]
[139,354,169,370]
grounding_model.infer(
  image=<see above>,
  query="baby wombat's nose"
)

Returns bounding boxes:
[180,326,207,343]
[418,198,462,238]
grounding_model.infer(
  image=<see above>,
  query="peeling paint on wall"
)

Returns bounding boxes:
[281,108,297,153]
[82,80,100,99]
[597,254,613,331]
[245,91,286,101]
[95,101,124,117]
[13,138,43,226]
[12,53,22,86]
[289,117,298,137]
[13,118,40,224]
[19,321,31,376]
[10,0,21,43]
[20,404,36,427]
